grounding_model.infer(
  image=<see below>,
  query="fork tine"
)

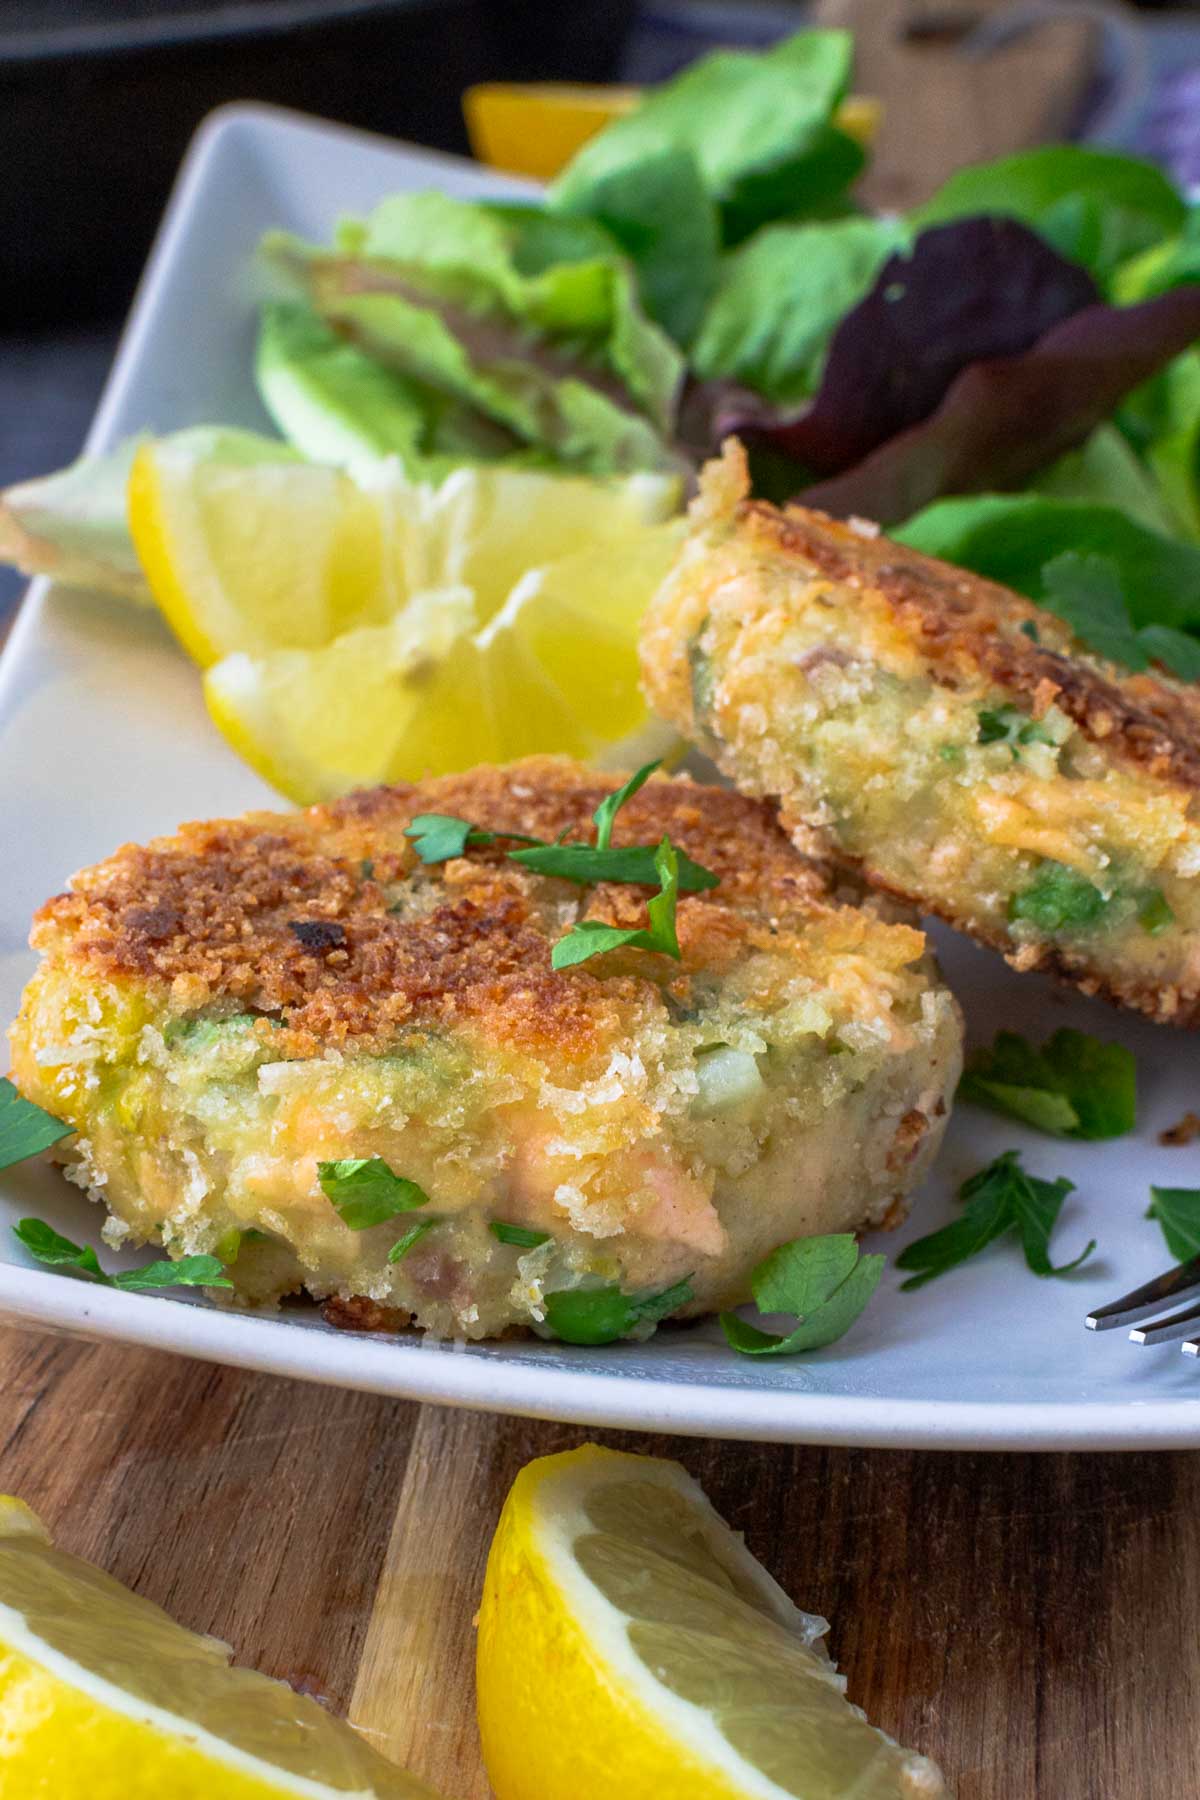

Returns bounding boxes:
[1085,1253,1200,1331]
[1130,1297,1200,1345]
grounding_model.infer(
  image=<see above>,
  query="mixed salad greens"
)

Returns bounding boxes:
[4,26,1199,676]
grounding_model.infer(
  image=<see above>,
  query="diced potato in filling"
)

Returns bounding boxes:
[641,443,1200,1026]
[8,759,960,1339]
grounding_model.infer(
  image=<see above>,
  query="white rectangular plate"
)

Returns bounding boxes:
[3,104,1199,1447]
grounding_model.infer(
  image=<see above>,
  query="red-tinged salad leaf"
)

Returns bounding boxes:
[724,217,1099,480]
[798,282,1200,526]
[913,145,1187,289]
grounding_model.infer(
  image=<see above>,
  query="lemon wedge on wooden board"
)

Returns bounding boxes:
[476,1446,949,1800]
[0,1495,445,1799]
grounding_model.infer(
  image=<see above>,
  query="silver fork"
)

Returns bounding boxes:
[1086,1255,1200,1354]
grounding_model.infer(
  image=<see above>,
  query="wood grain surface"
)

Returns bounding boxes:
[2,1319,1196,1800]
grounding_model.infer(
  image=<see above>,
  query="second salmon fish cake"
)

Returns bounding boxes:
[642,443,1200,1027]
[9,758,959,1341]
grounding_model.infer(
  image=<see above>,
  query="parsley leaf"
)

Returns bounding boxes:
[489,1221,551,1248]
[977,705,1054,755]
[1146,1187,1200,1264]
[388,1218,439,1262]
[552,838,683,971]
[404,814,539,864]
[0,1079,72,1172]
[1041,552,1148,671]
[508,841,718,893]
[593,760,659,851]
[897,1151,1095,1290]
[543,1275,693,1345]
[720,1234,883,1355]
[1139,624,1200,684]
[318,1157,431,1229]
[12,1218,231,1290]
[1009,862,1109,933]
[960,1027,1136,1140]
[1138,888,1175,936]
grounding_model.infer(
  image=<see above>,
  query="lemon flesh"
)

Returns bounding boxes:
[476,1447,950,1800]
[0,1496,442,1799]
[205,522,683,802]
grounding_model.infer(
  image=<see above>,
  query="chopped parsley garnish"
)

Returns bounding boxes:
[960,1027,1135,1140]
[721,1234,883,1356]
[543,1275,693,1346]
[387,1218,439,1262]
[1146,1188,1200,1264]
[318,1157,431,1229]
[12,1218,231,1291]
[896,1151,1095,1291]
[0,1079,72,1172]
[403,763,718,973]
[489,1221,551,1248]
[508,840,718,893]
[976,705,1055,756]
[1138,888,1174,936]
[1009,862,1109,933]
[552,838,682,970]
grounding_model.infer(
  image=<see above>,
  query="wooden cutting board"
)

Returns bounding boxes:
[3,1319,1199,1799]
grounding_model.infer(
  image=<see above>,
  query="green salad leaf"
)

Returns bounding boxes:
[266,190,684,477]
[896,494,1200,635]
[551,144,720,348]
[720,1233,883,1355]
[1147,1187,1200,1264]
[1040,551,1148,669]
[691,216,904,403]
[13,1218,232,1291]
[553,31,859,252]
[960,1028,1136,1140]
[318,1157,431,1229]
[897,1151,1094,1290]
[914,145,1186,287]
[0,1079,73,1172]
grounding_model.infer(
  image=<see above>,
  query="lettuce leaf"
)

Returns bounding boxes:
[265,192,683,478]
[550,30,860,252]
[690,216,905,403]
[256,302,534,473]
[914,145,1187,287]
[896,493,1200,633]
[551,144,719,348]
[0,438,149,600]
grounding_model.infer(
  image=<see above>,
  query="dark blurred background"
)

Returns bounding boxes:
[3,0,1199,618]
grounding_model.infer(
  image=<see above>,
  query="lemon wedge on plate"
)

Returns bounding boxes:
[476,1447,949,1800]
[0,1495,443,1799]
[127,433,679,665]
[205,526,682,802]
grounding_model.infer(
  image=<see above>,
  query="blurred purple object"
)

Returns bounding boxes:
[1143,64,1200,197]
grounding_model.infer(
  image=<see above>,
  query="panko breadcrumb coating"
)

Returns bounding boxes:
[8,758,960,1340]
[641,443,1200,1027]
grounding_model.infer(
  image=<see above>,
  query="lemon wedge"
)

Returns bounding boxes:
[0,1495,444,1798]
[128,432,679,667]
[204,521,683,802]
[476,1446,949,1800]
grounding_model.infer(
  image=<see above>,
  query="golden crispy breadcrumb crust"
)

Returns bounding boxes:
[31,759,843,1060]
[753,503,1200,790]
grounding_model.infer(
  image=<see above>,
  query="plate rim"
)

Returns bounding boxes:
[3,99,1198,1449]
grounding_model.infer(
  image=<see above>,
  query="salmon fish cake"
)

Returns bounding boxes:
[641,442,1200,1027]
[8,757,960,1340]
